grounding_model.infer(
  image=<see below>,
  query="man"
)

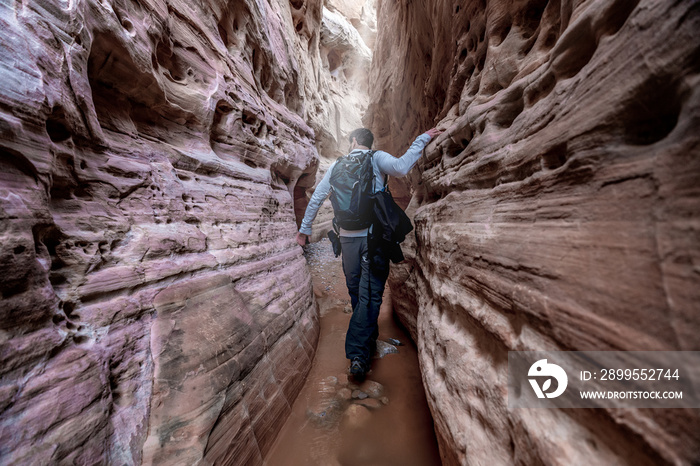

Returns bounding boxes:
[296,126,444,380]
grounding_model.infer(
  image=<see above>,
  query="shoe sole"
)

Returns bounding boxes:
[350,362,366,381]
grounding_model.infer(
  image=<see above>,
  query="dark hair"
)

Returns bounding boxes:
[348,128,374,148]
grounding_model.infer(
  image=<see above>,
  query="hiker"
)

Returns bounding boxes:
[295,126,444,380]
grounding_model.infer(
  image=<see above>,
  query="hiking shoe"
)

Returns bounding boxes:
[349,358,366,381]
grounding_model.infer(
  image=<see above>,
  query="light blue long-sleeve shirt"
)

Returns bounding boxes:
[299,133,432,237]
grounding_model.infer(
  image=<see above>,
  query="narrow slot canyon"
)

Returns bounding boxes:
[0,0,699,466]
[265,239,441,465]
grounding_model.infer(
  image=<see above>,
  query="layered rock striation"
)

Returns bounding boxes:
[367,0,700,464]
[0,0,359,463]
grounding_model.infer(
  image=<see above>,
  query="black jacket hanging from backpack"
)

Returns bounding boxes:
[369,178,414,263]
[371,187,414,244]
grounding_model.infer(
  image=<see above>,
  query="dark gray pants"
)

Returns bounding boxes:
[340,236,390,365]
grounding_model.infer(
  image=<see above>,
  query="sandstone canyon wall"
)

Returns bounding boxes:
[0,0,367,463]
[367,0,700,464]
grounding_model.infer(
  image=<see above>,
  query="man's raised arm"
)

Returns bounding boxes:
[376,128,445,177]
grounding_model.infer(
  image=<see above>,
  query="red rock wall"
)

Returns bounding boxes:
[367,0,700,464]
[0,0,335,463]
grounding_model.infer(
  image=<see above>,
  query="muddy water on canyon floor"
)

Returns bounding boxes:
[265,239,441,466]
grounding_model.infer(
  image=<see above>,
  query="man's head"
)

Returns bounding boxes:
[348,128,374,149]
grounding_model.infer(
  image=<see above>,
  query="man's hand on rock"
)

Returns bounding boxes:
[426,127,445,139]
[296,232,309,247]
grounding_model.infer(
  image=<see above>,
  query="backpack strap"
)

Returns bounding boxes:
[366,150,390,194]
[376,150,388,194]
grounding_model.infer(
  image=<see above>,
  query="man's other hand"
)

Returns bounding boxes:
[426,127,445,139]
[296,232,309,247]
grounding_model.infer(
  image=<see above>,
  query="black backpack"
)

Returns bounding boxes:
[329,150,376,230]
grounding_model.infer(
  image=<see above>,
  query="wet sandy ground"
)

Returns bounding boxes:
[265,239,441,466]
